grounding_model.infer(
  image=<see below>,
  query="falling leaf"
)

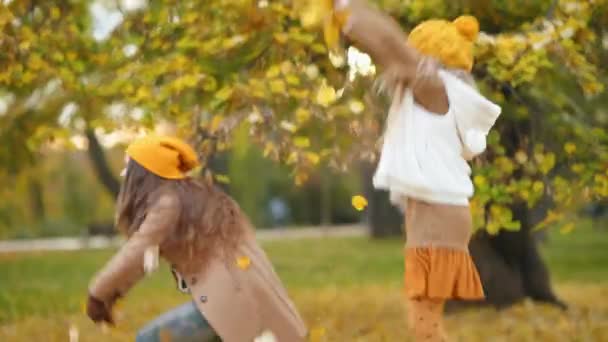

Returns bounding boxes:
[215,174,231,184]
[254,330,277,342]
[143,245,159,274]
[236,256,251,270]
[351,195,368,211]
[248,107,263,124]
[68,324,79,342]
[316,81,337,107]
[349,100,365,114]
[328,49,346,67]
[324,17,341,52]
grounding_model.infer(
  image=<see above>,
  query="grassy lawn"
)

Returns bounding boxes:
[1,225,607,341]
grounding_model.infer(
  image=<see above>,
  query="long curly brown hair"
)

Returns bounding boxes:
[115,159,248,273]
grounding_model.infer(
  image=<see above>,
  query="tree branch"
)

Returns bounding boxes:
[85,128,120,198]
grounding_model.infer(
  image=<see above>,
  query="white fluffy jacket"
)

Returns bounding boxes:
[373,70,502,206]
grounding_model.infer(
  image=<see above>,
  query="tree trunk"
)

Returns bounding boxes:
[448,201,566,311]
[85,129,120,198]
[360,162,403,238]
[320,166,332,226]
[28,177,45,222]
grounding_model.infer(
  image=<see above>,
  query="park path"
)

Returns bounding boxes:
[0,224,366,253]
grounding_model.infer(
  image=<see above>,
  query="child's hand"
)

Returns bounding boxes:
[86,294,115,325]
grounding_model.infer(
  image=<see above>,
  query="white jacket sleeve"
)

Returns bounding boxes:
[439,70,502,159]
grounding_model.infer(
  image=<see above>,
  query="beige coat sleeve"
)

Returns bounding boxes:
[339,0,449,114]
[89,194,180,302]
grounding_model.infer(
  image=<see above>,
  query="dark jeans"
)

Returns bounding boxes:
[135,301,220,342]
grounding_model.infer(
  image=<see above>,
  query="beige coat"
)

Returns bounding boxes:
[89,194,307,342]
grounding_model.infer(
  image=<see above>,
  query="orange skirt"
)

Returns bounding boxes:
[404,247,484,300]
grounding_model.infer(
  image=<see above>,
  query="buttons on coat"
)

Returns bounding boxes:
[200,295,208,303]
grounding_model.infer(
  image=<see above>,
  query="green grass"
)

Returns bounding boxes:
[1,225,607,323]
[0,224,607,341]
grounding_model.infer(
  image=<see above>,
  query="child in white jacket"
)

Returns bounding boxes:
[334,1,501,340]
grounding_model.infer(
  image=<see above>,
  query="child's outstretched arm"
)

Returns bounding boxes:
[336,0,449,114]
[87,194,180,322]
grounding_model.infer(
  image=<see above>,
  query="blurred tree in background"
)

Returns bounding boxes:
[1,0,607,307]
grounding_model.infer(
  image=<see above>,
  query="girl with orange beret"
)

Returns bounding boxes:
[85,135,307,341]
[332,1,502,340]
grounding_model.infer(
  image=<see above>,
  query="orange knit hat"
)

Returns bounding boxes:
[408,15,480,71]
[126,135,199,179]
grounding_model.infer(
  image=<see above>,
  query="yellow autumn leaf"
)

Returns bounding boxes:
[289,89,310,100]
[50,7,61,20]
[295,171,309,186]
[473,175,487,187]
[305,152,320,165]
[215,86,233,101]
[309,326,327,342]
[286,74,300,86]
[312,43,327,54]
[215,174,231,184]
[351,195,368,211]
[236,256,251,270]
[515,150,528,164]
[316,81,337,107]
[299,0,328,28]
[294,136,310,148]
[571,163,584,174]
[27,54,45,71]
[560,223,575,235]
[281,61,294,74]
[349,100,365,114]
[270,79,287,94]
[324,18,340,52]
[209,115,223,133]
[532,181,544,193]
[135,87,150,101]
[263,142,276,158]
[66,51,77,61]
[564,142,576,155]
[266,65,281,78]
[295,108,311,123]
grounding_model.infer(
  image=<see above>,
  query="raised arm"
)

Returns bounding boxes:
[336,0,449,114]
[337,0,418,80]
